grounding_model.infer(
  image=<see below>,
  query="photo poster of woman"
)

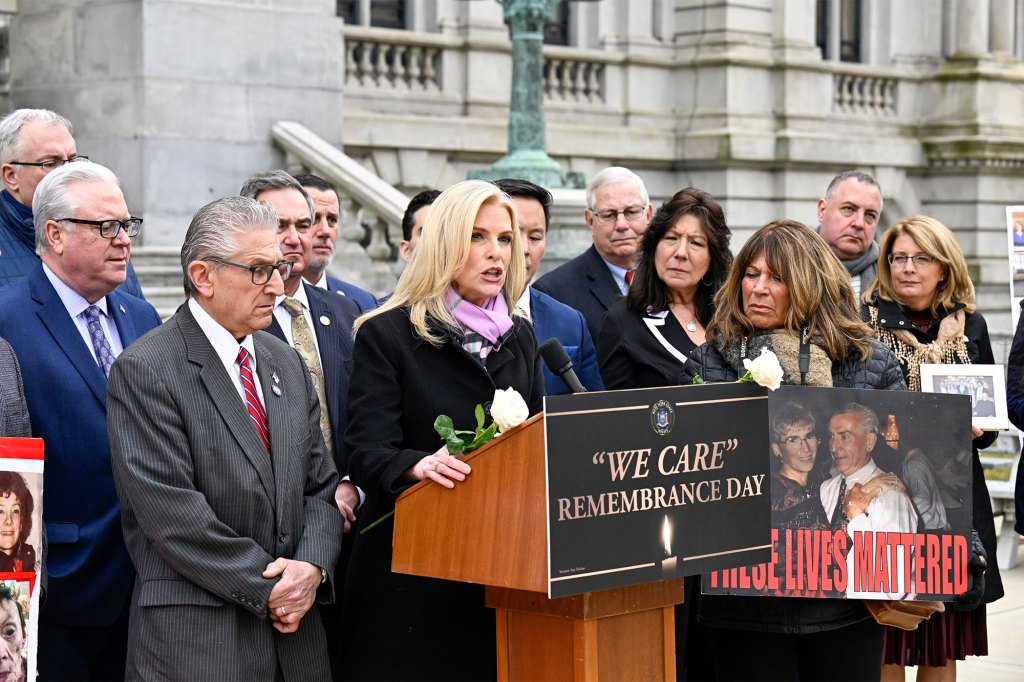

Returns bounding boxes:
[0,437,44,682]
[1006,205,1024,329]
[703,385,972,602]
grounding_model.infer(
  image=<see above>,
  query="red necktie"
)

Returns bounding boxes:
[625,270,635,287]
[237,347,270,452]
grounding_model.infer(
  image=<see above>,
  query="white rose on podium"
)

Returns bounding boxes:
[491,387,529,433]
[741,348,783,391]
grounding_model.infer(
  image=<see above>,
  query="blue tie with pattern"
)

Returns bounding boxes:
[84,305,116,377]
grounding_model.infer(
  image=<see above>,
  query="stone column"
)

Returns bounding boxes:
[989,0,1014,55]
[953,0,990,58]
[10,0,344,246]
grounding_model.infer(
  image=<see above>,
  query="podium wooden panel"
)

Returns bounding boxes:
[392,414,684,681]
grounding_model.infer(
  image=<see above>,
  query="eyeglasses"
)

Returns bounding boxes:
[780,434,818,448]
[57,217,142,239]
[592,205,647,225]
[9,156,89,172]
[887,253,937,268]
[204,258,293,285]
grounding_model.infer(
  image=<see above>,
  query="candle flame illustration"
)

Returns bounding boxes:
[662,515,672,555]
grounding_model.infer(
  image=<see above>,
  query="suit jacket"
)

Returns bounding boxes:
[529,288,604,395]
[342,308,543,680]
[107,303,342,681]
[267,283,360,475]
[533,244,623,342]
[596,300,698,390]
[324,274,377,313]
[0,264,161,626]
[0,337,30,437]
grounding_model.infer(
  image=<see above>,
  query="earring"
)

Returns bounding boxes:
[701,274,713,286]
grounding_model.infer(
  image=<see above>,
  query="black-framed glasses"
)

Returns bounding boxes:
[592,204,647,225]
[887,253,937,268]
[9,155,89,172]
[204,258,293,285]
[780,434,818,448]
[57,217,142,239]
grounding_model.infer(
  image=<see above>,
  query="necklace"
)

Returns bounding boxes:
[669,302,699,333]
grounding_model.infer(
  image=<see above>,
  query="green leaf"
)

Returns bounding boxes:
[465,422,498,453]
[691,374,705,385]
[434,414,455,439]
[475,403,485,430]
[737,371,755,385]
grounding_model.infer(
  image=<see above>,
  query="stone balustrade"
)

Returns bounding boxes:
[543,49,605,104]
[345,26,443,93]
[832,70,899,117]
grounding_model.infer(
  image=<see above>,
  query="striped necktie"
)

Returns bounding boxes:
[237,347,270,452]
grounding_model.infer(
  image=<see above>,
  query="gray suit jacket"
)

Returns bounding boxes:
[107,304,342,681]
[0,337,30,437]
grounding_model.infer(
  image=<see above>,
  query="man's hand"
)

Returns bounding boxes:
[335,481,358,533]
[263,558,322,633]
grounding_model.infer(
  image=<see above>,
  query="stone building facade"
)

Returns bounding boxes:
[5,1,1024,341]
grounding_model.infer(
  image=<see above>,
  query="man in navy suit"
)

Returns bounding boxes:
[495,179,603,395]
[0,108,145,297]
[533,166,652,341]
[0,161,161,680]
[242,171,361,678]
[293,173,377,312]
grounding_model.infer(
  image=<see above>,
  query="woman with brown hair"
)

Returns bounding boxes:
[681,219,905,680]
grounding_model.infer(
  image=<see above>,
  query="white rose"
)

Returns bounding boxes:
[742,348,784,391]
[490,387,529,433]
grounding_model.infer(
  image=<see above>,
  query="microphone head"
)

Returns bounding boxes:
[539,338,572,371]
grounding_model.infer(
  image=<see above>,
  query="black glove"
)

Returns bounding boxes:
[951,530,987,611]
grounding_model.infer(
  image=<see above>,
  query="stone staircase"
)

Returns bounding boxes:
[131,246,185,320]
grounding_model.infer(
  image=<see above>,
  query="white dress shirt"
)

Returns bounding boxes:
[188,298,265,407]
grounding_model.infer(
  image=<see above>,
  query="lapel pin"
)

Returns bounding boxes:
[272,385,282,396]
[272,372,280,385]
[119,304,126,314]
[319,316,331,326]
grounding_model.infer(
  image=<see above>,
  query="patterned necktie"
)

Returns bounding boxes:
[237,347,270,452]
[84,305,116,377]
[831,477,849,533]
[282,298,333,453]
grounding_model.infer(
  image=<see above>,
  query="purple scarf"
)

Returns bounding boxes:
[445,286,513,344]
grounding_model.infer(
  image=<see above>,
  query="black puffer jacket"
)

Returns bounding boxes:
[681,336,906,634]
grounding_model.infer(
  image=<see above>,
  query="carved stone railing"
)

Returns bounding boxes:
[832,71,899,116]
[271,120,409,296]
[542,47,606,104]
[343,26,453,93]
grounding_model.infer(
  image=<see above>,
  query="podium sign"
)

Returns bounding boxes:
[544,383,772,598]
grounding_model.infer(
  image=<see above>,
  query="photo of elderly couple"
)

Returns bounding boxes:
[704,385,973,602]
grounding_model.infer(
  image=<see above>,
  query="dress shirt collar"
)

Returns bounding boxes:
[42,262,110,318]
[276,281,311,312]
[602,258,630,295]
[842,458,880,485]
[188,297,256,369]
[516,286,532,322]
[310,272,329,290]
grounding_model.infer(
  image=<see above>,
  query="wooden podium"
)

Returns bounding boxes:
[392,414,685,681]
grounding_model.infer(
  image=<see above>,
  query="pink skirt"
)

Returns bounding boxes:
[882,606,988,667]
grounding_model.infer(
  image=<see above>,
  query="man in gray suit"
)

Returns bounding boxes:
[107,196,343,680]
[0,337,29,438]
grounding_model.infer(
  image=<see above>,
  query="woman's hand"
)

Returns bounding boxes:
[971,425,984,439]
[408,445,472,489]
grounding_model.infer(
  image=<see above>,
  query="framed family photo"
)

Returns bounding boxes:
[920,364,1008,431]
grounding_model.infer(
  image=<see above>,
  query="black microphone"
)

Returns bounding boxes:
[539,338,587,394]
